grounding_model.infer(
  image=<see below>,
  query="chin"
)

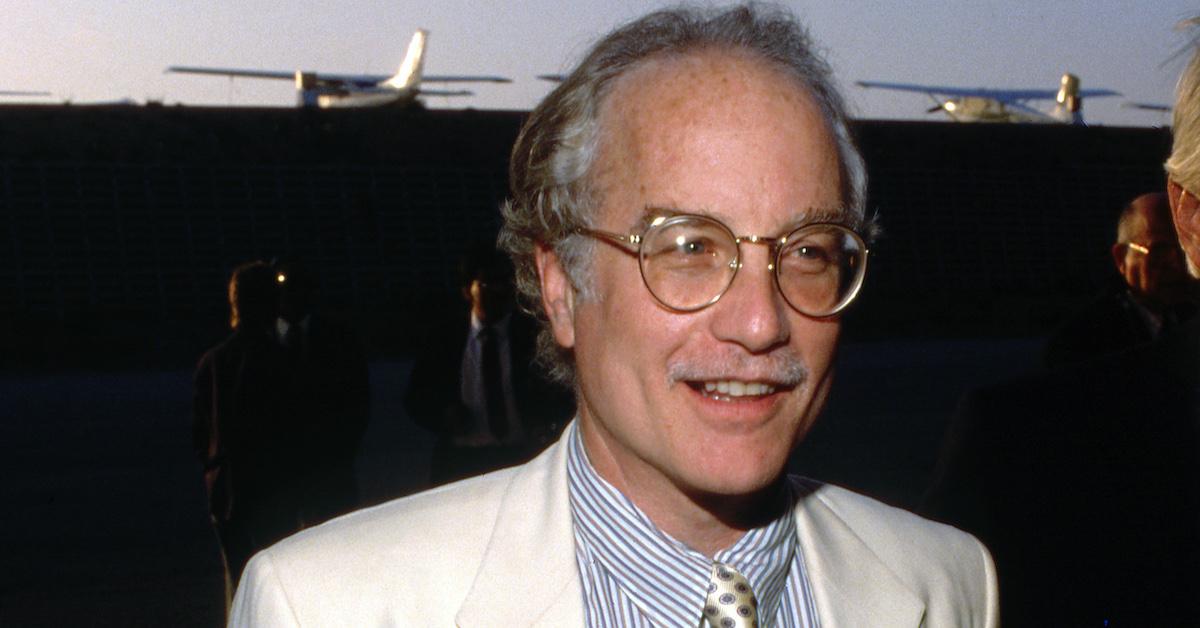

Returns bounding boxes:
[685,450,791,497]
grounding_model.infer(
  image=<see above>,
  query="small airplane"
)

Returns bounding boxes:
[855,73,1121,124]
[167,30,511,108]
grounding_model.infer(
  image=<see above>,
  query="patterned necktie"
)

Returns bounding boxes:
[479,326,509,440]
[701,562,759,628]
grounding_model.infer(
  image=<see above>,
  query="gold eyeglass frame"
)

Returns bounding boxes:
[575,212,869,317]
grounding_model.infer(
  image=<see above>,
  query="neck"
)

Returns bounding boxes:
[674,481,789,557]
[580,418,789,557]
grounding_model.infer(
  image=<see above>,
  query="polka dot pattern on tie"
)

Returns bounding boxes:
[702,562,759,628]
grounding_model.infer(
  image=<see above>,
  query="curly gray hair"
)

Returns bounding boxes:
[1167,22,1200,196]
[498,3,868,385]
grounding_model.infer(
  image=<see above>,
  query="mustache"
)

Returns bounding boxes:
[666,351,809,388]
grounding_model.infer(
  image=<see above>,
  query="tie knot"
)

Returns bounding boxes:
[703,562,758,628]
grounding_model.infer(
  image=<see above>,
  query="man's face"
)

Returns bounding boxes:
[543,50,846,507]
[1168,179,1200,278]
[1115,196,1191,308]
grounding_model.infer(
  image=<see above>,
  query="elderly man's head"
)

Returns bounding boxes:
[1112,193,1190,309]
[499,5,869,513]
[499,5,868,384]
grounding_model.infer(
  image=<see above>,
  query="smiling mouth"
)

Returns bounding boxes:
[686,379,785,401]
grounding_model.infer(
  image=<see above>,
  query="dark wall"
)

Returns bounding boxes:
[0,104,1171,369]
[851,122,1170,337]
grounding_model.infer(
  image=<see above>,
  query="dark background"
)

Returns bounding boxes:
[0,105,1169,368]
[0,104,1171,625]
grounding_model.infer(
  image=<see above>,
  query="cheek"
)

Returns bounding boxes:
[792,321,842,403]
[796,317,841,361]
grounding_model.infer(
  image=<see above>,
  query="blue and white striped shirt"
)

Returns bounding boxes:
[566,423,821,627]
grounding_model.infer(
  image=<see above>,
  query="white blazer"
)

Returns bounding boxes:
[230,426,998,627]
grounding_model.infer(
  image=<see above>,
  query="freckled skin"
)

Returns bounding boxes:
[540,49,844,554]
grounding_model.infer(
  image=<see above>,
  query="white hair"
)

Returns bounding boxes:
[498,3,870,384]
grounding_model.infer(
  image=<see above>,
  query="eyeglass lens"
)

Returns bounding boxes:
[637,215,864,316]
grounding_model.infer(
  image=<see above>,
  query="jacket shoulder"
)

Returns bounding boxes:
[231,468,518,626]
[811,481,991,567]
[802,481,998,626]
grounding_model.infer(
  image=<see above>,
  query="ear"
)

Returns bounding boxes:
[1169,179,1200,270]
[534,244,576,349]
[1110,243,1127,274]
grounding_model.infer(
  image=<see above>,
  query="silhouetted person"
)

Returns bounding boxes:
[193,261,298,596]
[1044,192,1195,366]
[404,244,571,485]
[924,36,1200,624]
[271,258,369,525]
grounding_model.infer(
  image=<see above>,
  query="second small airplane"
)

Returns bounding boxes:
[167,30,510,108]
[856,73,1120,124]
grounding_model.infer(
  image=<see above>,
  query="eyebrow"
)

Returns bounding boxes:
[631,205,856,234]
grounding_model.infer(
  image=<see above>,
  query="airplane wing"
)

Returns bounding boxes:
[1122,102,1171,112]
[266,72,510,86]
[416,88,475,97]
[423,75,511,83]
[167,66,385,89]
[166,66,295,81]
[1,90,52,96]
[167,67,508,87]
[855,80,1119,103]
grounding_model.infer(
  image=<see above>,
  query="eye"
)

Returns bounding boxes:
[781,240,836,275]
[676,235,714,256]
[796,245,829,261]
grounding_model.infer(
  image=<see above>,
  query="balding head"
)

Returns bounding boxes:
[1113,192,1190,310]
[1117,193,1173,243]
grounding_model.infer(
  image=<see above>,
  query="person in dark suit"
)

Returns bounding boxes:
[404,244,572,485]
[193,261,300,594]
[924,34,1200,625]
[923,331,1199,625]
[1043,192,1194,367]
[271,258,370,525]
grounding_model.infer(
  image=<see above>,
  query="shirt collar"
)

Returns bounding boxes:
[471,311,512,335]
[566,423,797,626]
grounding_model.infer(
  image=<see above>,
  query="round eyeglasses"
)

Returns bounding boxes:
[577,213,869,317]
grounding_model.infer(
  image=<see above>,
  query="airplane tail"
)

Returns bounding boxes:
[383,30,428,90]
[1053,73,1084,124]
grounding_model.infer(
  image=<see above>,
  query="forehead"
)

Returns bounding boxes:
[591,47,842,230]
[1131,199,1176,239]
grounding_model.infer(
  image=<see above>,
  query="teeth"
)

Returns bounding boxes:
[698,380,777,398]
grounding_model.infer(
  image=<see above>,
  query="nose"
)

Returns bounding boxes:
[708,245,790,353]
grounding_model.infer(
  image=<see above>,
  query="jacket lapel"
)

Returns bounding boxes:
[455,432,585,627]
[794,485,926,627]
[456,431,927,626]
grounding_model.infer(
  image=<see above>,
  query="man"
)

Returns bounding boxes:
[271,258,370,525]
[924,34,1200,625]
[404,244,571,484]
[193,261,296,596]
[231,6,997,625]
[1043,192,1193,366]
